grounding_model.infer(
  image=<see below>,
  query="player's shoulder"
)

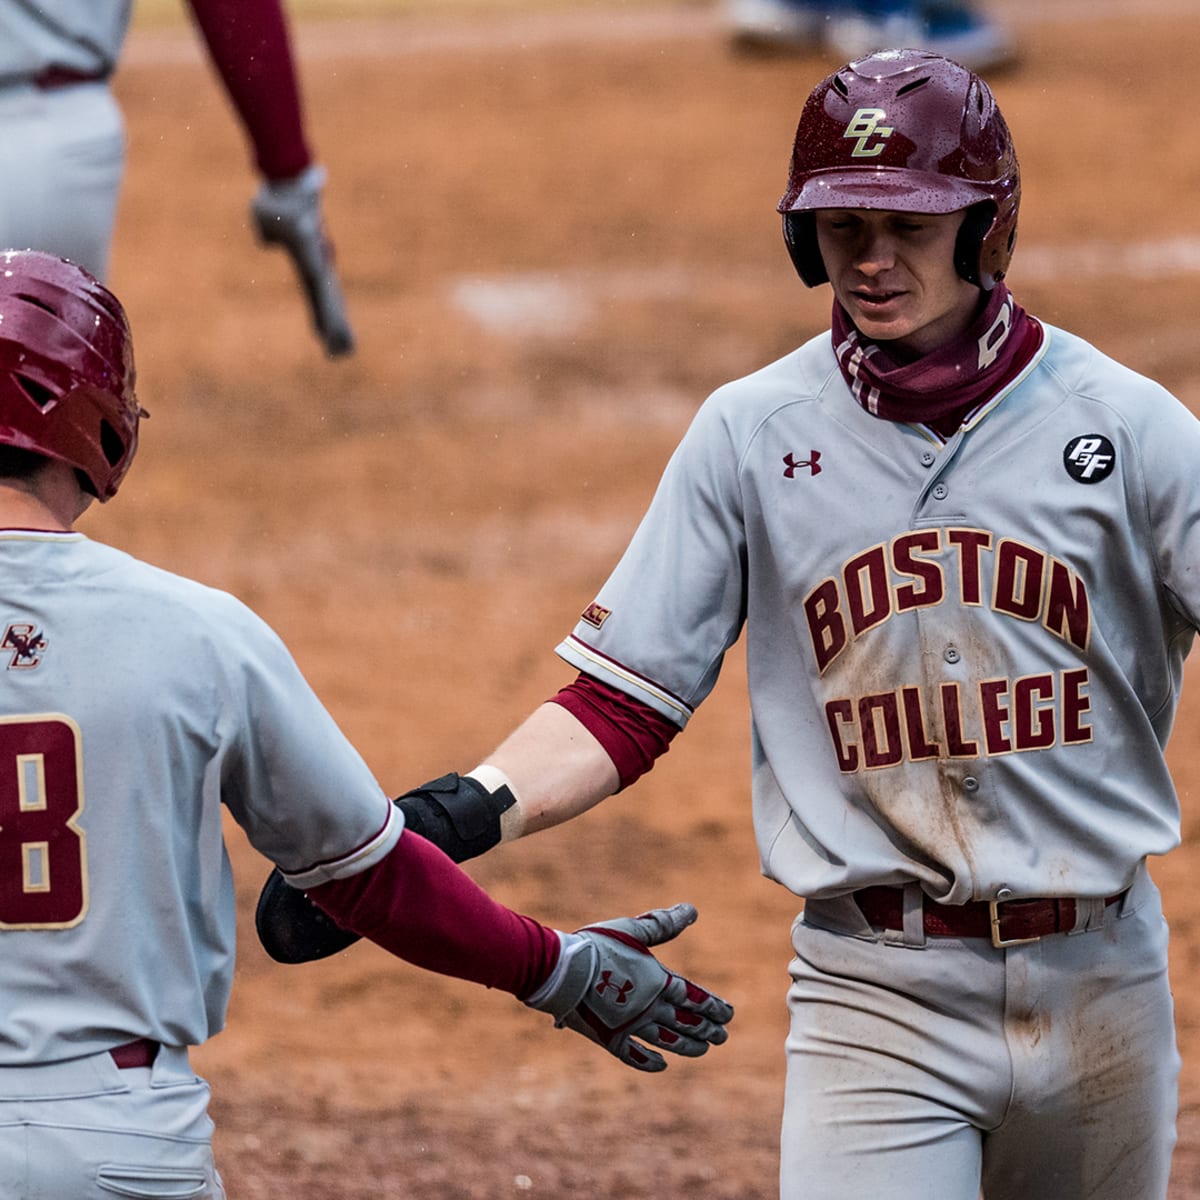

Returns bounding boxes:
[80,537,276,641]
[1038,323,1178,412]
[696,332,837,432]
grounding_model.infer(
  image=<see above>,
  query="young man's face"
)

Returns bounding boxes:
[814,208,982,360]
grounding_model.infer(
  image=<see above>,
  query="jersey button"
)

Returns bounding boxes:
[996,886,1014,901]
[932,483,949,500]
[920,450,936,467]
[963,776,979,793]
[944,646,961,664]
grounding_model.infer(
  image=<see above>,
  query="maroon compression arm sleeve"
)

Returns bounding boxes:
[307,830,561,1000]
[183,0,312,180]
[549,672,679,790]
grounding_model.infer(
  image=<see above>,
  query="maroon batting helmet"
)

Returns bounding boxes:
[778,49,1020,291]
[0,250,142,500]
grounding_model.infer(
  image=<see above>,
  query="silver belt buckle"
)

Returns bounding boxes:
[989,898,1042,949]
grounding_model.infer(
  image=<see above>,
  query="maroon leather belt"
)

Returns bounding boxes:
[852,885,1125,948]
[110,1038,159,1069]
[34,65,110,90]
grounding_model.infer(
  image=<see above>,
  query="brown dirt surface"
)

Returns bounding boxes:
[100,2,1200,1195]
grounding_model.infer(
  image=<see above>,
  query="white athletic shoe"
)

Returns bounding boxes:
[825,5,1016,74]
[726,0,827,50]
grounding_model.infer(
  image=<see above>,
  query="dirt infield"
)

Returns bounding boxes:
[102,3,1200,1195]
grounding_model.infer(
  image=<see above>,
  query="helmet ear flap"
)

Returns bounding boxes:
[782,211,827,287]
[954,202,996,289]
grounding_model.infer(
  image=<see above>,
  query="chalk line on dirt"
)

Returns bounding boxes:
[121,0,1197,67]
[449,233,1200,335]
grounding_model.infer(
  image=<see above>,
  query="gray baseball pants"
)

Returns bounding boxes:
[782,863,1178,1199]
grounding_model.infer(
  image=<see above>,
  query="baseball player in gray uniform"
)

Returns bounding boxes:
[260,46,1199,1198]
[0,0,354,356]
[0,250,732,1199]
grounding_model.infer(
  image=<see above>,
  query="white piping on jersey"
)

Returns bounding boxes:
[910,324,1054,446]
[282,800,400,886]
[0,530,84,542]
[561,634,694,723]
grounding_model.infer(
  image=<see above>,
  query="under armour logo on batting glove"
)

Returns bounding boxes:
[524,903,734,1072]
[595,970,635,1003]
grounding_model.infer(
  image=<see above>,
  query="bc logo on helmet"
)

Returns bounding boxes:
[843,109,894,158]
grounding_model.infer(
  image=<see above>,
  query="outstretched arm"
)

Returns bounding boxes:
[306,827,733,1072]
[255,673,678,962]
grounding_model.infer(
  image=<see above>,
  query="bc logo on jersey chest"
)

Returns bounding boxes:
[1,623,47,670]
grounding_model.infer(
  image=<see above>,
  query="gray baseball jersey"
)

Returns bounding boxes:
[557,323,1198,906]
[0,531,399,1066]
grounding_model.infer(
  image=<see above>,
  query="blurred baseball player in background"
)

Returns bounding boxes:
[726,0,1015,72]
[262,46,1198,1199]
[0,250,732,1199]
[0,0,353,356]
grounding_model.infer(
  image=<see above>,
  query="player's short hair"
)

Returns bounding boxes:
[778,49,1020,291]
[0,445,51,481]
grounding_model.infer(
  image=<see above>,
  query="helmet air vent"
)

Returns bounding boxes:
[100,420,124,466]
[896,76,932,97]
[16,375,55,410]
[15,293,57,316]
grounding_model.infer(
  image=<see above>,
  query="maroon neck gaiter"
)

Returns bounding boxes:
[831,284,1044,435]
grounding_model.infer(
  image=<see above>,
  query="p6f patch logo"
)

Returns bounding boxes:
[844,108,894,158]
[1063,435,1116,484]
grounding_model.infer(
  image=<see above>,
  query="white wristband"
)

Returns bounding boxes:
[467,763,521,804]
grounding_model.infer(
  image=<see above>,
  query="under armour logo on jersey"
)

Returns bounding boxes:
[595,970,635,1005]
[784,451,822,478]
[1,623,47,669]
[1063,435,1116,484]
[843,108,894,158]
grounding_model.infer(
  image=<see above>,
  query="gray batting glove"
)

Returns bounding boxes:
[524,903,734,1073]
[251,164,356,358]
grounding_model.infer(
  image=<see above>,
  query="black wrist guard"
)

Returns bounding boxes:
[395,772,516,863]
[254,770,517,966]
